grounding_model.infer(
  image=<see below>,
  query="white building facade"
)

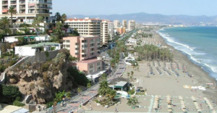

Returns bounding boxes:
[15,42,60,56]
[128,20,136,31]
[113,20,120,29]
[100,20,109,45]
[65,18,102,36]
[0,0,52,24]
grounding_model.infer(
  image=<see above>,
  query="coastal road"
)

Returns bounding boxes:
[36,32,133,113]
[40,58,127,113]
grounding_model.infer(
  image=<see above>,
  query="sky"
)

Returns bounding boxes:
[53,0,217,16]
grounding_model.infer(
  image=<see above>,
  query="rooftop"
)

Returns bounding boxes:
[66,18,101,22]
[116,81,128,87]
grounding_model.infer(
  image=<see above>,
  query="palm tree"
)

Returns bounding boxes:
[61,13,67,23]
[0,17,11,40]
[98,80,109,96]
[55,12,61,21]
[32,16,44,35]
[8,6,16,28]
[127,97,139,107]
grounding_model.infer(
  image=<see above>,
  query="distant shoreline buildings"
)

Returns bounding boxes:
[65,17,136,45]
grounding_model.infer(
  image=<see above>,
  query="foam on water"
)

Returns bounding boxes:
[158,28,217,80]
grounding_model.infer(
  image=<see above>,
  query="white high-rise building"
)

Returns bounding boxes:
[100,20,109,45]
[128,20,136,31]
[65,17,102,36]
[0,0,52,24]
[108,21,114,41]
[113,20,120,29]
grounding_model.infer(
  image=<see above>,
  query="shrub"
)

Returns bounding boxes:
[67,67,89,86]
[0,65,6,72]
[41,62,50,72]
[45,51,50,58]
[54,91,65,102]
[1,85,22,103]
[46,101,53,108]
[128,88,135,95]
[13,100,25,106]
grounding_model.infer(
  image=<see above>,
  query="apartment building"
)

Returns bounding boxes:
[100,20,109,45]
[63,35,101,61]
[63,35,102,75]
[0,0,52,24]
[113,20,120,29]
[65,18,102,36]
[122,20,127,28]
[128,20,136,31]
[108,21,114,41]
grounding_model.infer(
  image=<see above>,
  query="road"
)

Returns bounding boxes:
[35,31,135,113]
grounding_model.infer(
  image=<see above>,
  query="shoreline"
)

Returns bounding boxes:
[83,28,217,112]
[157,27,217,81]
[155,28,217,100]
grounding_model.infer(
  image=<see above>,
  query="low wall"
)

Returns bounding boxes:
[25,50,59,63]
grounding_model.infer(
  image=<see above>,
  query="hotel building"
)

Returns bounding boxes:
[108,21,114,41]
[113,20,120,29]
[128,20,136,31]
[0,0,52,24]
[63,35,102,75]
[100,20,109,45]
[65,18,102,36]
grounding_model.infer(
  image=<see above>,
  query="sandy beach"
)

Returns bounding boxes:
[83,27,217,112]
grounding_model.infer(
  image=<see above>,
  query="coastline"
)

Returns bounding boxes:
[157,27,217,81]
[83,28,217,112]
[155,28,217,100]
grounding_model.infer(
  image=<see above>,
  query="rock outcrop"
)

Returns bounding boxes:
[5,50,76,104]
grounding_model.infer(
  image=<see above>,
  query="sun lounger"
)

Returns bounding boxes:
[204,97,214,110]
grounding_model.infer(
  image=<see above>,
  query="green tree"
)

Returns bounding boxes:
[106,88,116,102]
[127,97,139,107]
[55,12,62,21]
[17,37,27,45]
[67,67,89,86]
[54,91,65,102]
[1,85,22,104]
[61,13,67,23]
[0,17,11,38]
[32,16,44,35]
[98,80,109,96]
[8,6,16,28]
[52,21,64,42]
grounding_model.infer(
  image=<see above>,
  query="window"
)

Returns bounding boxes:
[97,62,101,66]
[89,64,94,68]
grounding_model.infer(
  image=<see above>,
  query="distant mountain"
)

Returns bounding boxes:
[68,12,217,25]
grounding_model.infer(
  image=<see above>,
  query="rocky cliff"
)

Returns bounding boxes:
[5,50,78,104]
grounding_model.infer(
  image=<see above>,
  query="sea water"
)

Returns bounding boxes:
[158,27,217,80]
